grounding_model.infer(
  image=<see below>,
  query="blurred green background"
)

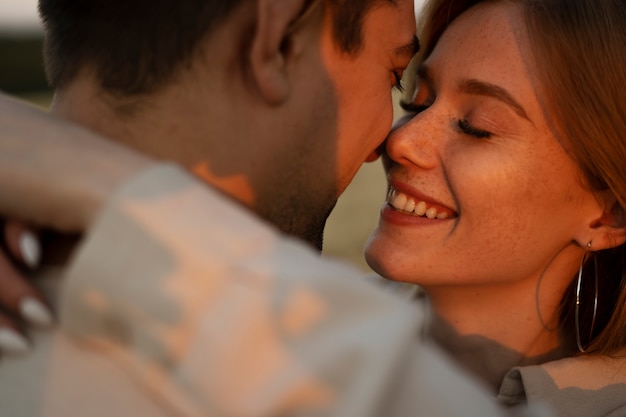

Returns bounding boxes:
[0,30,52,110]
[1,0,50,101]
[0,34,48,94]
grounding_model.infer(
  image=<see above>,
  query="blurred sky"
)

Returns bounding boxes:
[414,0,427,15]
[0,0,426,34]
[0,0,41,32]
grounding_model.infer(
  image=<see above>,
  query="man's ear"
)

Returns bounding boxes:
[249,0,309,105]
[585,197,626,251]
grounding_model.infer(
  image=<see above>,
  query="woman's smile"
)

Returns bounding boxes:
[387,186,457,220]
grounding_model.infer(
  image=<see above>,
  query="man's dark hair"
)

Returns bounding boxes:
[328,0,395,54]
[39,0,393,95]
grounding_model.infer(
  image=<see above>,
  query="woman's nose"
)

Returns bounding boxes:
[386,111,440,170]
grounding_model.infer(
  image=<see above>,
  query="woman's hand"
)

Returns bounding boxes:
[0,220,53,355]
[0,93,156,355]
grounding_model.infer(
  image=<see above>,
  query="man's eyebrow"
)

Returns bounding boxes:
[395,35,420,59]
[460,79,531,121]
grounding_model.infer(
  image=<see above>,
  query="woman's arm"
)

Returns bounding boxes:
[0,92,156,231]
[0,92,155,353]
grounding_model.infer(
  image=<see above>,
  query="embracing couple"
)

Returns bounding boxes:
[0,0,625,416]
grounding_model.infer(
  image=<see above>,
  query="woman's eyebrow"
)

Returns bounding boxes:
[460,79,531,122]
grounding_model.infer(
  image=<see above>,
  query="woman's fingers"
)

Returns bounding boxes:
[0,223,53,328]
[4,221,41,269]
[17,297,54,329]
[0,221,59,356]
[0,315,30,355]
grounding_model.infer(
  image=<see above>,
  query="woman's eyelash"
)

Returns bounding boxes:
[397,100,492,139]
[393,72,405,92]
[458,119,491,138]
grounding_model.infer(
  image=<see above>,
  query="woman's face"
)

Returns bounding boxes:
[365,1,602,288]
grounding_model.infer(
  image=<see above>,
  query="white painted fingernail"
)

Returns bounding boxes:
[0,327,30,355]
[20,297,54,328]
[19,231,41,269]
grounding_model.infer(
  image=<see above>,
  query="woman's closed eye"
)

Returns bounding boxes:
[458,118,491,139]
[400,100,429,114]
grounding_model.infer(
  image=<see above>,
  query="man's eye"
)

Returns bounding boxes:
[392,71,405,92]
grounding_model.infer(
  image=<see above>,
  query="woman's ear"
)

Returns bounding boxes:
[249,0,308,105]
[587,197,626,251]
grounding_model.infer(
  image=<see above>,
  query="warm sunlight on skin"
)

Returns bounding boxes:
[365,1,606,357]
[193,163,256,207]
[320,0,417,198]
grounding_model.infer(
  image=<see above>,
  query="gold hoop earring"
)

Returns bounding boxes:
[575,241,599,353]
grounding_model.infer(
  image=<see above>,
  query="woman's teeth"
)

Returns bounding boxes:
[387,188,450,219]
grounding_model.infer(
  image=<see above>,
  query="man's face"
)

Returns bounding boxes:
[254,0,417,249]
[321,0,417,194]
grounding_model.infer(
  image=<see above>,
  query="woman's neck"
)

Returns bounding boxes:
[420,280,574,392]
[423,305,570,392]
